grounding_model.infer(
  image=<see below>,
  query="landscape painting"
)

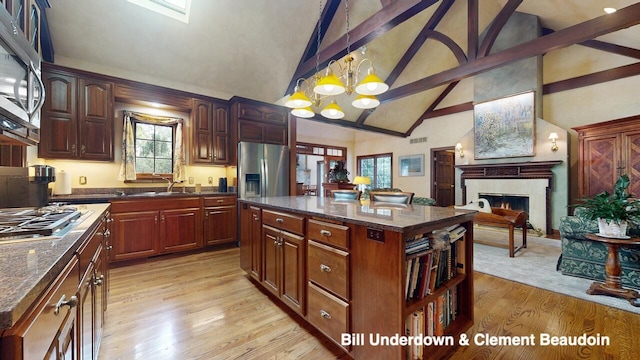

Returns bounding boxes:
[474,91,535,159]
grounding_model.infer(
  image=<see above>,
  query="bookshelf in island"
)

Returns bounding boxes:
[239,196,477,359]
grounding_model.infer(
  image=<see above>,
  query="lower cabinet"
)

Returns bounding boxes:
[203,196,237,246]
[239,204,262,281]
[261,210,305,315]
[110,198,202,262]
[0,257,80,360]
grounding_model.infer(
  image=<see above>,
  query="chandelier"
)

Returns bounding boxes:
[284,0,389,120]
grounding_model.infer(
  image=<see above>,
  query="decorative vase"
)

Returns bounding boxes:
[597,218,628,238]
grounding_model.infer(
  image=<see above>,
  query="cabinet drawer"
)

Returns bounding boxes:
[308,240,349,300]
[308,219,349,250]
[11,257,79,360]
[203,196,236,207]
[307,282,349,349]
[262,210,304,235]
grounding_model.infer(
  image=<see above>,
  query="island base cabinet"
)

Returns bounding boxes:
[0,257,80,360]
[307,282,350,352]
[239,204,262,281]
[262,224,305,316]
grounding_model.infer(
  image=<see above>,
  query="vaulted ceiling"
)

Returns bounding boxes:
[44,0,640,137]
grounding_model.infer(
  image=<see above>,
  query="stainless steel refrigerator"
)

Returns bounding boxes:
[237,142,289,198]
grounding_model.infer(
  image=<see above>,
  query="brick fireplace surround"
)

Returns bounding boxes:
[457,161,562,235]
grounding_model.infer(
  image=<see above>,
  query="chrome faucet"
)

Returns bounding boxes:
[161,177,182,192]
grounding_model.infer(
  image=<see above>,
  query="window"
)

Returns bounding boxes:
[127,0,191,23]
[357,153,392,189]
[134,120,175,175]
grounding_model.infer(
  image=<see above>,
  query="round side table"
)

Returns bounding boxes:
[584,233,640,307]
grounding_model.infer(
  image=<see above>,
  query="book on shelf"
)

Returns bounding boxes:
[448,225,466,242]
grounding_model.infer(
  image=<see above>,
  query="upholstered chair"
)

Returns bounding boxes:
[331,189,361,200]
[369,191,414,204]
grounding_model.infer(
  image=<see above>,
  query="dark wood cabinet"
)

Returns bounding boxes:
[0,257,80,360]
[191,99,231,165]
[574,115,640,199]
[110,198,202,262]
[261,209,305,315]
[39,67,114,161]
[203,196,237,246]
[111,210,159,262]
[160,207,202,253]
[231,97,288,147]
[239,203,262,282]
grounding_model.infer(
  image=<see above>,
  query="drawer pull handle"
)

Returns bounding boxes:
[276,218,284,224]
[320,264,332,273]
[320,229,332,237]
[53,294,78,316]
[320,309,332,319]
[217,199,224,203]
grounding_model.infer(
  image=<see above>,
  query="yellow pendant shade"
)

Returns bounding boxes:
[320,100,345,119]
[291,106,315,118]
[355,71,389,96]
[352,94,380,109]
[284,89,312,108]
[314,71,346,96]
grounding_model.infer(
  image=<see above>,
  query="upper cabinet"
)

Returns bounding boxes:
[231,96,288,147]
[191,98,231,165]
[3,0,48,57]
[39,66,114,161]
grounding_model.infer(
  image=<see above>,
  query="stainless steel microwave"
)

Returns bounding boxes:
[0,8,44,145]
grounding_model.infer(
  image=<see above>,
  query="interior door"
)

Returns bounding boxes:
[433,149,455,207]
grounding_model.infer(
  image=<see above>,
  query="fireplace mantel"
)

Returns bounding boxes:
[456,161,562,234]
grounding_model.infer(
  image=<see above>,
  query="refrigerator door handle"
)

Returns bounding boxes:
[261,158,267,197]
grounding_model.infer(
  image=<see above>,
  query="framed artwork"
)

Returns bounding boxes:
[399,154,424,177]
[474,91,535,159]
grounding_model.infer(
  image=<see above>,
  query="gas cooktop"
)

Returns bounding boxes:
[0,205,82,240]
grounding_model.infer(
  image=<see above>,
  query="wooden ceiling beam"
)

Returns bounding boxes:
[288,0,439,90]
[580,39,640,60]
[467,0,478,61]
[355,0,454,126]
[543,61,640,94]
[477,0,523,58]
[379,1,640,103]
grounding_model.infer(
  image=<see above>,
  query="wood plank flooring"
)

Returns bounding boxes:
[98,248,640,360]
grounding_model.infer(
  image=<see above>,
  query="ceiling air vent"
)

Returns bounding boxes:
[409,137,427,144]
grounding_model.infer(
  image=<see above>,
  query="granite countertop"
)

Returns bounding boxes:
[0,203,110,330]
[51,191,237,203]
[239,196,477,232]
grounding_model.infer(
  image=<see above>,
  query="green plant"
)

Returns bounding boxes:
[573,174,640,224]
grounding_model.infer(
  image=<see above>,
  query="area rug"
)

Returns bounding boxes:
[472,227,640,314]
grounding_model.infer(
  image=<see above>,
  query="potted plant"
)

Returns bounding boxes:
[573,174,640,238]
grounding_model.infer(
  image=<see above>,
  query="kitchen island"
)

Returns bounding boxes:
[238,196,477,359]
[0,203,111,359]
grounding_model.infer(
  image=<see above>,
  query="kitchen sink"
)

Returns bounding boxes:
[129,191,175,197]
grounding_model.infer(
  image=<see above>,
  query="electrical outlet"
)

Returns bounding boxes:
[79,176,87,185]
[208,177,213,184]
[188,177,194,184]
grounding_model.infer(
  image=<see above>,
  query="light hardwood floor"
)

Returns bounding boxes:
[98,248,640,360]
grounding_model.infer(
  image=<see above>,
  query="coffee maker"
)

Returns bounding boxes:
[0,166,55,208]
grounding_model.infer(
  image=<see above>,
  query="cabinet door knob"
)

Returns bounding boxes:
[276,218,284,224]
[320,309,332,319]
[81,144,86,154]
[104,229,111,237]
[93,274,105,286]
[320,229,332,237]
[320,264,332,273]
[106,245,113,250]
[53,294,78,316]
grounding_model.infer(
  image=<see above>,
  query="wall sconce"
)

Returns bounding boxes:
[548,133,559,152]
[455,143,464,158]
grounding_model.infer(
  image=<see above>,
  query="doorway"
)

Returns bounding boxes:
[431,147,455,207]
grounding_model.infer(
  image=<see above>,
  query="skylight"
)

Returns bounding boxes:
[128,0,191,23]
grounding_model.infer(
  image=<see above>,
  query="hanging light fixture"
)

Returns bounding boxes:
[285,0,388,120]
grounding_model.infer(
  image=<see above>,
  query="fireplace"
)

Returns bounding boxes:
[479,193,529,213]
[456,161,561,235]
